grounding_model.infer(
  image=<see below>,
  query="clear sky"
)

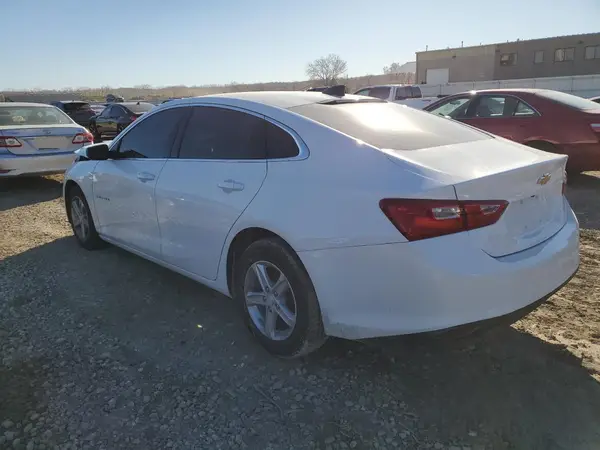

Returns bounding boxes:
[2,0,599,90]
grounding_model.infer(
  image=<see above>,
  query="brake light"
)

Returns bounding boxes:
[0,137,22,148]
[379,199,508,241]
[72,132,94,144]
[130,116,137,121]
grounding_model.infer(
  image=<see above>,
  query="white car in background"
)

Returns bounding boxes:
[0,103,93,177]
[354,84,440,109]
[63,91,579,357]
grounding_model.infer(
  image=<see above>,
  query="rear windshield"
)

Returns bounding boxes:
[0,106,73,126]
[289,101,490,150]
[126,103,154,114]
[63,102,91,112]
[536,90,600,110]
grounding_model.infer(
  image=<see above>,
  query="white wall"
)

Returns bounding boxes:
[419,74,600,99]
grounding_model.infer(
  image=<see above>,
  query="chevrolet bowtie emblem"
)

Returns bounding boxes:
[537,173,551,185]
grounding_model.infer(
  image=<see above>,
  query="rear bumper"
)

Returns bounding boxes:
[298,202,580,340]
[0,152,78,177]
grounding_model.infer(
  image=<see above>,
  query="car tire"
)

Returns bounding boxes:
[117,124,125,135]
[66,185,106,250]
[233,237,327,358]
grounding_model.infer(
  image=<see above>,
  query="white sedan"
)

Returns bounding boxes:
[0,103,93,177]
[63,91,579,357]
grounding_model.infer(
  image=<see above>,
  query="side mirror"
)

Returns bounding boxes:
[85,143,110,160]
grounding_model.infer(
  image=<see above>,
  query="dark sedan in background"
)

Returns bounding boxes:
[88,101,154,140]
[424,88,600,174]
[50,100,96,127]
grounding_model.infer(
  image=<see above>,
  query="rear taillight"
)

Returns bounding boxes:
[379,198,508,241]
[0,137,22,148]
[130,116,137,121]
[72,132,94,144]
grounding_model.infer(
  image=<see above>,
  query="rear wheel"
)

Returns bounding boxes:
[116,124,125,135]
[233,237,327,358]
[66,185,106,250]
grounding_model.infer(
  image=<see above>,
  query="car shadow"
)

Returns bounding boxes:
[566,172,600,230]
[2,236,599,449]
[0,175,63,212]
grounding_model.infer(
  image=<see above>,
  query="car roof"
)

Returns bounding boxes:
[162,91,368,110]
[0,102,55,107]
[114,101,154,106]
[356,84,419,89]
[450,88,550,95]
[55,100,89,104]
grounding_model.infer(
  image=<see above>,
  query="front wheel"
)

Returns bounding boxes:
[233,238,327,358]
[89,123,101,142]
[66,185,106,250]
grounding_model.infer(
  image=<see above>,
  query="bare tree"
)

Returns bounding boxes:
[383,62,404,74]
[306,54,347,86]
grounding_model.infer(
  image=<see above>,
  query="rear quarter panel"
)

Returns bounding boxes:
[228,113,458,253]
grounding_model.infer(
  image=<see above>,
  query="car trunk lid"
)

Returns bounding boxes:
[0,125,83,155]
[383,138,568,256]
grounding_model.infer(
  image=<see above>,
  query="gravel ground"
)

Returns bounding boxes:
[0,173,599,450]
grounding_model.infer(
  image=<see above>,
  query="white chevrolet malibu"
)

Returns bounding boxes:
[63,91,579,358]
[0,103,93,177]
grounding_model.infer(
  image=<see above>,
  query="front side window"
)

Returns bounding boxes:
[354,89,370,96]
[474,96,506,118]
[366,87,391,100]
[410,86,422,98]
[100,106,112,118]
[178,107,266,160]
[115,108,185,159]
[428,97,471,119]
[554,47,575,62]
[0,106,72,126]
[395,87,410,100]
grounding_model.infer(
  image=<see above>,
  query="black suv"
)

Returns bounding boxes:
[50,101,96,127]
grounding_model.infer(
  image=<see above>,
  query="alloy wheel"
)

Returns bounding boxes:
[243,261,297,341]
[71,196,90,241]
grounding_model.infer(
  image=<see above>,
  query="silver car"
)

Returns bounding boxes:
[0,103,93,177]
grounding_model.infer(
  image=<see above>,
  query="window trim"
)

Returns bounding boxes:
[110,102,309,162]
[554,47,575,62]
[108,105,190,160]
[173,103,308,162]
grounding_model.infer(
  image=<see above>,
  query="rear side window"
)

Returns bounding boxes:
[289,101,490,151]
[178,106,266,160]
[116,108,185,158]
[266,122,299,159]
[126,103,154,114]
[536,90,600,111]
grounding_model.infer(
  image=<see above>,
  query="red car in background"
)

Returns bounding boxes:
[423,89,600,174]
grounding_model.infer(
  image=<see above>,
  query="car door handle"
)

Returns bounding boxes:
[217,179,244,193]
[137,172,156,182]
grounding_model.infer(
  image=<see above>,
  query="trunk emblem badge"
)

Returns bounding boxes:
[537,173,551,185]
